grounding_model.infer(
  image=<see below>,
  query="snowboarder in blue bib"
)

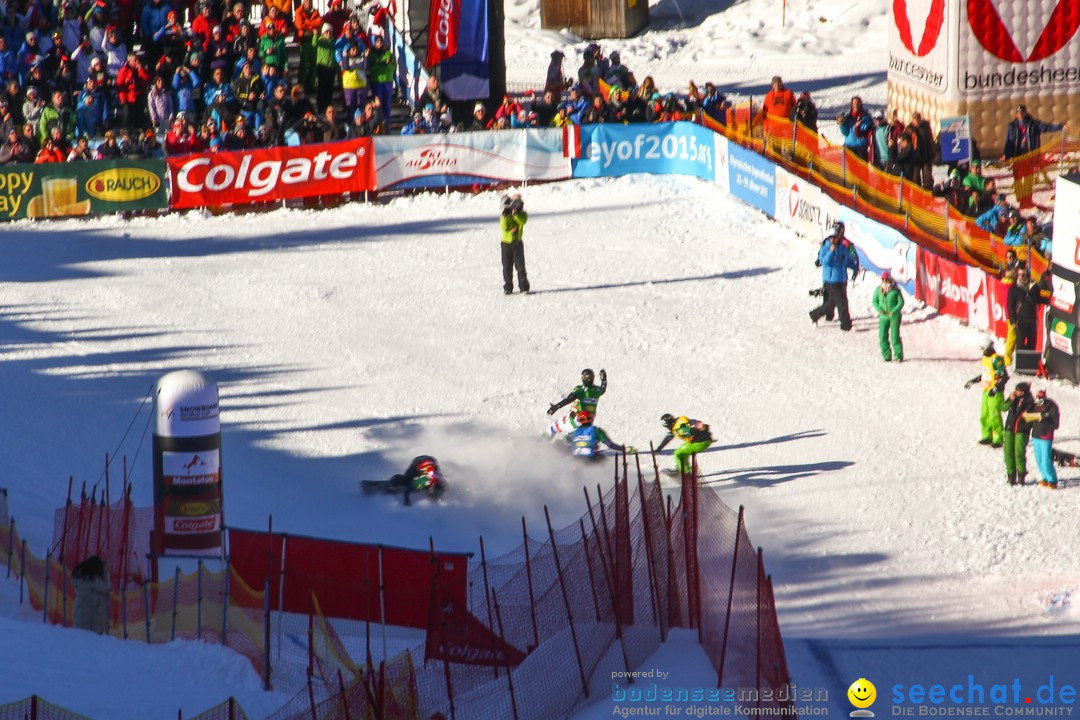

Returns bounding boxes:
[566,411,632,459]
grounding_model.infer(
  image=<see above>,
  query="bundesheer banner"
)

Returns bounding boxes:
[887,0,1080,154]
[373,130,570,191]
[168,139,376,209]
[0,159,167,221]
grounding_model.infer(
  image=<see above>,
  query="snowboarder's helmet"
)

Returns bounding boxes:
[984,342,996,357]
[832,221,845,237]
[577,410,593,425]
[581,369,595,386]
[661,413,675,429]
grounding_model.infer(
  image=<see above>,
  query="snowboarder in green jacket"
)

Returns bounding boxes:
[872,271,904,361]
[547,368,606,437]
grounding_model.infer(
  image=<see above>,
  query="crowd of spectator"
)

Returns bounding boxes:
[0,0,401,164]
[0,0,1071,260]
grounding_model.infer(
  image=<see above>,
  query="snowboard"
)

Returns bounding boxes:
[361,479,400,495]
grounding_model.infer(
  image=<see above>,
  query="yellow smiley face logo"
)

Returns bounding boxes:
[848,678,877,709]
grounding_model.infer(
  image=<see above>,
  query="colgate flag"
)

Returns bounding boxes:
[425,0,458,68]
[168,139,376,209]
[425,579,527,667]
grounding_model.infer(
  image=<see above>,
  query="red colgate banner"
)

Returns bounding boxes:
[424,0,458,68]
[168,139,376,209]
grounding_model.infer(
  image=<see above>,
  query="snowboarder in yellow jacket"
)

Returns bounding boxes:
[656,414,714,477]
[871,271,904,361]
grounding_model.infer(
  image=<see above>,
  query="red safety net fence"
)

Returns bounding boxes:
[50,480,154,593]
[1,447,793,720]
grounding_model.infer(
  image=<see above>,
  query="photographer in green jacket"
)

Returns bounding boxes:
[500,193,530,295]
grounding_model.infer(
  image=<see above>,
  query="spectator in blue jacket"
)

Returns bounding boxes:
[1002,105,1069,160]
[838,96,873,163]
[140,0,173,61]
[809,222,861,331]
[565,84,588,124]
[976,194,1011,233]
[1001,210,1026,247]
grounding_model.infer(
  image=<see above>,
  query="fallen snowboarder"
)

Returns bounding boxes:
[362,455,448,505]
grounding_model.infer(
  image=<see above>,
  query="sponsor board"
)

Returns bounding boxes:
[1052,175,1080,276]
[375,130,568,189]
[915,248,1011,339]
[163,449,221,487]
[915,249,975,323]
[571,122,717,182]
[837,208,917,295]
[165,514,221,534]
[168,139,375,209]
[727,142,775,217]
[774,167,840,241]
[0,160,168,221]
[961,0,1080,95]
[888,0,951,91]
[425,0,459,68]
[1051,273,1076,314]
[939,115,972,164]
[1049,317,1076,354]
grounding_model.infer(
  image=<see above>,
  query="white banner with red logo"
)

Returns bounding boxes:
[914,247,1015,340]
[168,139,376,209]
[774,167,839,242]
[425,0,459,68]
[372,130,570,191]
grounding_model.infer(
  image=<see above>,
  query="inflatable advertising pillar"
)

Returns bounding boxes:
[152,370,224,556]
[1045,174,1080,382]
[888,0,1079,156]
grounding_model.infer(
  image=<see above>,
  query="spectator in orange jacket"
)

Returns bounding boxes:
[754,75,796,126]
[264,0,292,24]
[35,136,66,163]
[295,0,322,92]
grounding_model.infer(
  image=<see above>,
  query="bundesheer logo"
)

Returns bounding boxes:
[894,0,946,57]
[967,0,1080,62]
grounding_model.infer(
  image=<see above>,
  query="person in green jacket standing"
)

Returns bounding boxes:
[367,34,395,134]
[500,193,530,295]
[313,24,338,112]
[872,271,904,361]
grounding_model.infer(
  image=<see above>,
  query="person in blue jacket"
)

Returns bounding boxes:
[565,411,631,460]
[1001,210,1025,247]
[1002,105,1068,160]
[837,96,873,163]
[809,222,860,331]
[976,194,1011,233]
